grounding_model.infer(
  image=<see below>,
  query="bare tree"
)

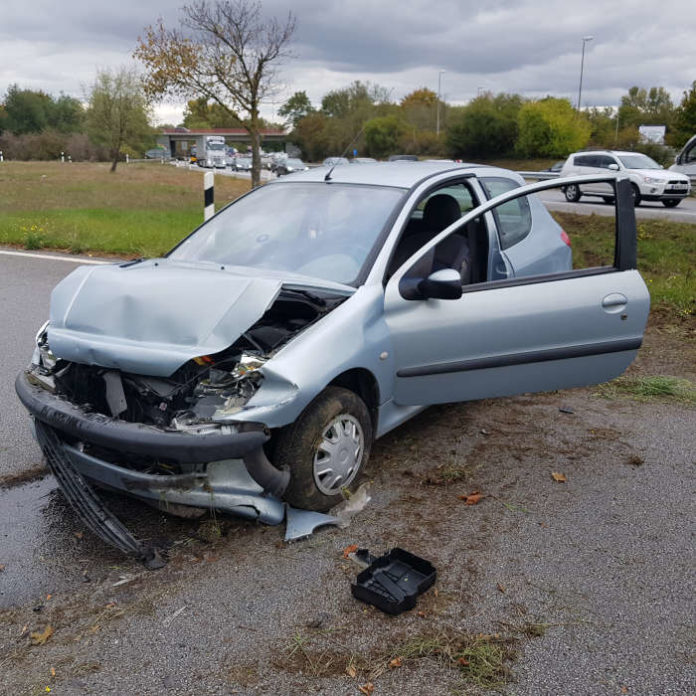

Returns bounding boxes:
[135,0,295,188]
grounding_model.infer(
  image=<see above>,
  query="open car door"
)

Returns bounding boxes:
[384,176,650,406]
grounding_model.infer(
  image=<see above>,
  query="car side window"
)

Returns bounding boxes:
[574,155,593,167]
[479,177,532,250]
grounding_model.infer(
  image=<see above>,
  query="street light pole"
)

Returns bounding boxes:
[576,35,593,112]
[436,70,445,136]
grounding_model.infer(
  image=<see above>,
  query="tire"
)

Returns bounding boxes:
[274,387,373,511]
[564,184,582,202]
[602,196,615,205]
[662,199,681,208]
[631,184,642,206]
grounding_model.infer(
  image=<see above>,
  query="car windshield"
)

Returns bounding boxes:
[617,154,662,170]
[287,159,305,167]
[207,143,225,151]
[169,183,405,285]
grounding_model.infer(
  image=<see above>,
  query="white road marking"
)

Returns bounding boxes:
[0,249,110,264]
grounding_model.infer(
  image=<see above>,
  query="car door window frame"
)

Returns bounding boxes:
[479,176,533,250]
[381,174,481,284]
[391,175,637,301]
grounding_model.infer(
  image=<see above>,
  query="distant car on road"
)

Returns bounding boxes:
[232,157,252,172]
[275,158,309,176]
[388,154,419,162]
[560,150,691,207]
[144,148,169,160]
[542,161,565,173]
[669,134,696,180]
[351,157,378,164]
[323,157,350,166]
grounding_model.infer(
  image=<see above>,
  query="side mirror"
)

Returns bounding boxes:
[418,268,462,300]
[608,163,620,171]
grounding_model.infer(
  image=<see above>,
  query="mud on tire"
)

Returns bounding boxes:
[274,386,373,511]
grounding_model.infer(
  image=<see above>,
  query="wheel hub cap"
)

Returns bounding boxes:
[313,415,364,495]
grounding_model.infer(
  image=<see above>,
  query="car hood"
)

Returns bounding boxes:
[633,169,689,181]
[47,258,285,377]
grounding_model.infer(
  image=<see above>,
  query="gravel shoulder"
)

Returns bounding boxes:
[1,319,694,696]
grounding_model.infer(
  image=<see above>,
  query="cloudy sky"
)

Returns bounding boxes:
[1,0,695,125]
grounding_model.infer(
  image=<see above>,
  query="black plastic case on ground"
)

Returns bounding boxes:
[351,548,436,615]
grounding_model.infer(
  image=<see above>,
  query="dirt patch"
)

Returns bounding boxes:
[0,463,48,489]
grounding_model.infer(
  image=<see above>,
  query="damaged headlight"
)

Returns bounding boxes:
[172,352,267,428]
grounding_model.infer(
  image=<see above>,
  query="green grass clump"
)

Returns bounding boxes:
[597,375,696,404]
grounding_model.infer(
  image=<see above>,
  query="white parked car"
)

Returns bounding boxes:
[560,150,691,207]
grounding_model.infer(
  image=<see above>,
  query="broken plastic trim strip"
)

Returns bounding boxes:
[34,420,166,570]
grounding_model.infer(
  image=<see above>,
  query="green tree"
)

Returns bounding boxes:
[51,94,85,133]
[86,67,152,172]
[619,86,674,129]
[279,91,314,128]
[135,0,296,188]
[364,115,408,158]
[321,81,389,119]
[586,106,616,147]
[292,111,329,160]
[182,97,243,129]
[667,81,696,148]
[2,85,53,135]
[447,92,522,158]
[516,98,591,158]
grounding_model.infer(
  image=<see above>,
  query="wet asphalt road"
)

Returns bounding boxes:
[1,250,695,695]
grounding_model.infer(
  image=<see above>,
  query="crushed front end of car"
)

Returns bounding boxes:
[16,259,350,564]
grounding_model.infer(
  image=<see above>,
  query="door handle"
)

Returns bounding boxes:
[601,292,628,314]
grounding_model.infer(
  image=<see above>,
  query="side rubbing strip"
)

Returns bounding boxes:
[396,337,643,378]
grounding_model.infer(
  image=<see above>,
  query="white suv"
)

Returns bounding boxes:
[560,150,691,207]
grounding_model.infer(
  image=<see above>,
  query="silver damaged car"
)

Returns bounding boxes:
[16,163,649,558]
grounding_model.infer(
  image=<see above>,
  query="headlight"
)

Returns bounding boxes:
[643,176,663,185]
[32,320,57,371]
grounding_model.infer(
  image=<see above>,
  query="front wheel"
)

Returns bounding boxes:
[274,387,373,511]
[631,184,642,206]
[564,184,582,202]
[662,199,681,208]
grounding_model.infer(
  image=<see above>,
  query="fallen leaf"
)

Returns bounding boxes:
[105,602,116,609]
[433,588,439,598]
[30,625,54,645]
[46,594,52,601]
[458,491,483,505]
[458,657,470,666]
[496,583,506,593]
[50,667,56,677]
[346,664,357,678]
[388,657,403,669]
[551,472,567,483]
[417,611,426,618]
[620,688,628,694]
[74,531,83,540]
[0,564,5,572]
[358,683,374,695]
[342,544,358,559]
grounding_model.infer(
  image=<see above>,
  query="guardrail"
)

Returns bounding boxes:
[515,170,561,180]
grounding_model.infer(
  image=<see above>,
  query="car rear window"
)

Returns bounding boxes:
[479,177,532,250]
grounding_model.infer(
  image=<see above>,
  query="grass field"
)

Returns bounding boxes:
[1,161,693,319]
[0,162,250,257]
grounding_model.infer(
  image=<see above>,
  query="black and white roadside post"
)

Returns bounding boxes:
[0,151,3,163]
[204,171,214,221]
[61,151,65,163]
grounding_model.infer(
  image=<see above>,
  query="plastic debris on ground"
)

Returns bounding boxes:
[351,548,436,615]
[329,482,372,529]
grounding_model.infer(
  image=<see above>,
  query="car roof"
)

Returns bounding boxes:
[572,150,647,157]
[271,161,494,189]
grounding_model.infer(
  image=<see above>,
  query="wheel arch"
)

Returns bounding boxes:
[328,368,380,434]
